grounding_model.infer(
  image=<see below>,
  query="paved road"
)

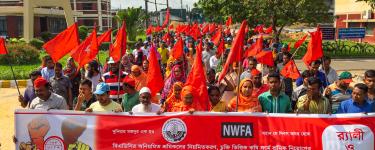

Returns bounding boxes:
[0,88,24,150]
[294,58,375,71]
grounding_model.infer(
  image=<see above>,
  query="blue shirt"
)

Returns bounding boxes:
[296,71,328,88]
[337,99,375,113]
[41,67,55,82]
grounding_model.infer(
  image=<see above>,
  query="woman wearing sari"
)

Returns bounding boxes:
[161,82,183,112]
[171,85,196,112]
[228,79,262,112]
[161,65,186,103]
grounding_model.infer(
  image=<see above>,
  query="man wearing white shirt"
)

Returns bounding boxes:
[209,53,219,70]
[132,87,161,113]
[319,56,338,85]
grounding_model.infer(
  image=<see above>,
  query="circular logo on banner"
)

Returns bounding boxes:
[162,118,187,143]
[44,136,65,150]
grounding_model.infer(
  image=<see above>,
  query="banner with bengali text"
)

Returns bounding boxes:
[15,110,375,150]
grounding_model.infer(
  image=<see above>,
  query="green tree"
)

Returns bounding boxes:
[114,7,147,41]
[195,0,332,42]
[78,25,89,40]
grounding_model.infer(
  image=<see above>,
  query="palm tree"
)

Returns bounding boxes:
[114,7,147,41]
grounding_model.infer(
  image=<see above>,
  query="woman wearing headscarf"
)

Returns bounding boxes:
[171,85,196,112]
[161,65,186,103]
[228,79,262,112]
[129,65,148,91]
[161,82,183,112]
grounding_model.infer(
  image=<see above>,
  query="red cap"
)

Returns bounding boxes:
[251,69,261,76]
[34,77,48,88]
[123,76,136,88]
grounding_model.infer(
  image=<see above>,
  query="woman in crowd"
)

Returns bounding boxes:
[161,65,186,103]
[228,79,262,112]
[162,82,183,112]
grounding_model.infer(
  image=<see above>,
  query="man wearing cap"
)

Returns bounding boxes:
[102,57,127,102]
[29,77,68,110]
[86,82,122,112]
[131,87,161,113]
[122,76,140,112]
[337,83,375,113]
[324,71,354,113]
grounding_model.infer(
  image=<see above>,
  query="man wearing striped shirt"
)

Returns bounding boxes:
[102,57,127,103]
[258,73,292,113]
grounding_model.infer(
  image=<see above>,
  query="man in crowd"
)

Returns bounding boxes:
[291,70,314,109]
[324,71,353,113]
[240,58,257,80]
[251,69,269,98]
[29,77,68,110]
[319,56,338,85]
[18,70,41,108]
[364,70,375,103]
[258,73,292,113]
[296,60,328,88]
[50,62,73,109]
[41,56,55,82]
[86,82,122,112]
[102,57,127,102]
[337,83,374,113]
[73,79,96,111]
[278,52,293,98]
[131,87,161,113]
[296,77,330,114]
[122,76,140,112]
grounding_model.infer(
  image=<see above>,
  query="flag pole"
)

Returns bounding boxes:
[236,60,241,112]
[9,62,21,95]
[117,21,125,103]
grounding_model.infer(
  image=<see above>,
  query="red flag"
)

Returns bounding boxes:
[265,26,273,34]
[245,25,249,34]
[209,23,216,34]
[245,35,263,57]
[302,27,323,66]
[97,28,112,45]
[255,50,274,67]
[111,21,127,62]
[226,16,232,27]
[146,46,164,97]
[216,38,225,57]
[218,20,247,82]
[70,27,98,69]
[254,25,264,34]
[168,24,174,31]
[211,27,222,46]
[294,34,308,49]
[162,32,171,42]
[185,40,210,111]
[162,9,170,28]
[146,25,153,35]
[43,23,79,62]
[280,60,301,79]
[202,24,209,34]
[0,38,8,55]
[225,28,231,35]
[171,37,184,59]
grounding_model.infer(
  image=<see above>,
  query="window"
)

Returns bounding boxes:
[82,3,93,10]
[365,22,375,36]
[0,16,7,37]
[48,17,66,34]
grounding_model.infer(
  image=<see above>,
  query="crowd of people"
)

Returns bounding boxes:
[17,30,375,115]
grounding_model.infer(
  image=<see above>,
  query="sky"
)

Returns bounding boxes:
[111,0,199,11]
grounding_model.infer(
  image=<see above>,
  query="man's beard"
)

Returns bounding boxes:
[141,103,151,112]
